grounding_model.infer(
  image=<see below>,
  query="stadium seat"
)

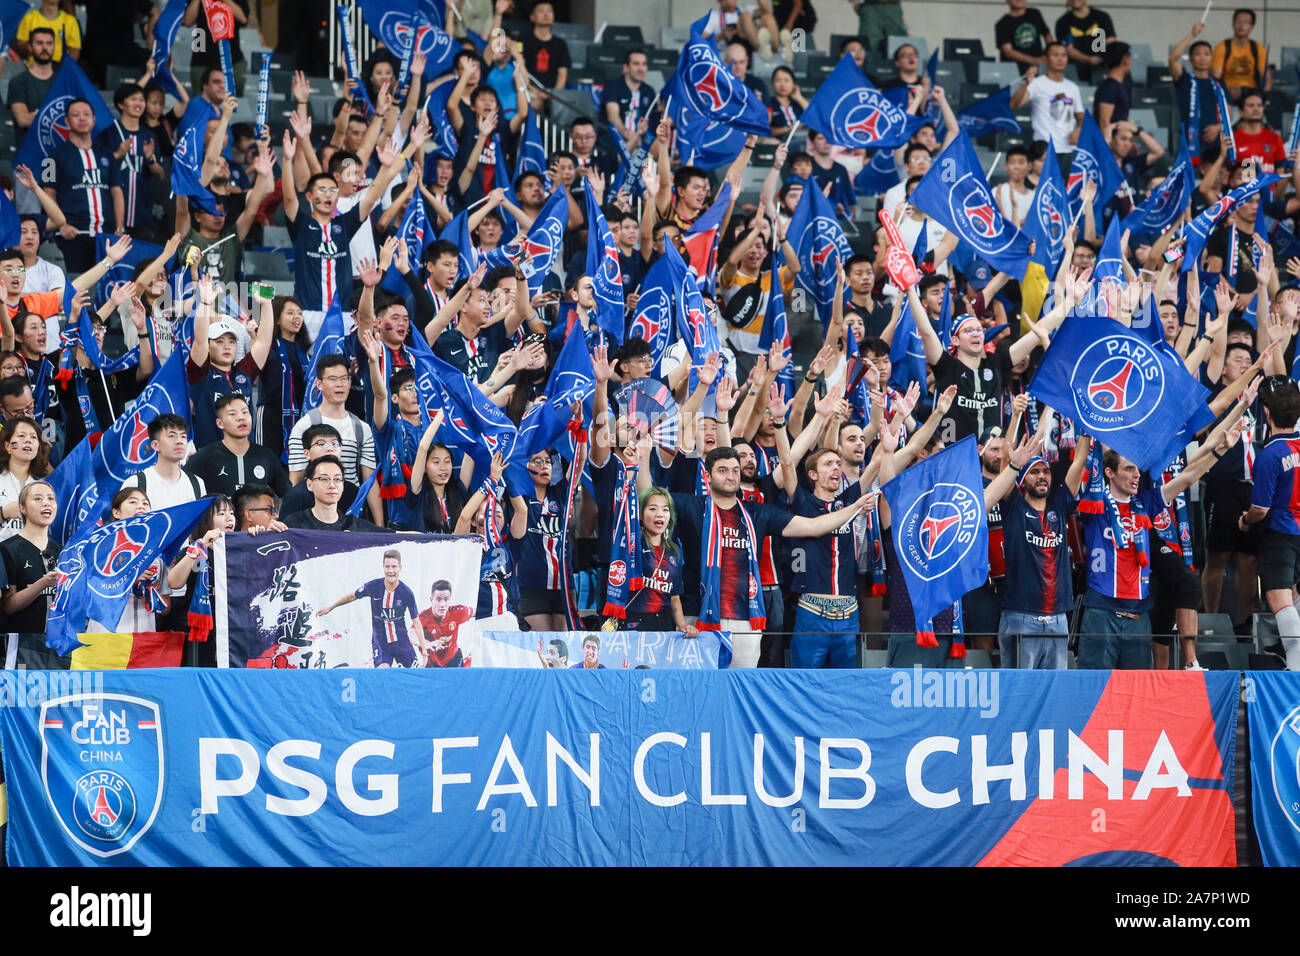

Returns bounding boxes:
[1198,613,1235,637]
[806,56,838,83]
[943,38,984,61]
[964,650,993,668]
[887,36,927,61]
[261,225,292,247]
[1145,64,1175,87]
[978,61,1020,86]
[1129,107,1160,132]
[604,26,644,46]
[933,60,966,89]
[830,33,861,55]
[553,21,593,43]
[644,70,666,93]
[243,250,292,279]
[1195,650,1232,670]
[588,48,624,72]
[660,26,691,51]
[1249,653,1285,670]
[646,48,679,72]
[502,17,529,39]
[1195,640,1249,670]
[569,39,589,69]
[870,63,899,86]
[1126,42,1154,78]
[1280,46,1300,71]
[239,27,260,53]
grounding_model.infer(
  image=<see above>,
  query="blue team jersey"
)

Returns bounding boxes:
[512,482,568,589]
[94,125,158,230]
[288,203,364,311]
[187,355,259,448]
[53,140,113,234]
[1080,490,1160,612]
[626,541,684,617]
[354,578,419,647]
[1250,432,1300,535]
[999,485,1076,615]
[788,486,856,596]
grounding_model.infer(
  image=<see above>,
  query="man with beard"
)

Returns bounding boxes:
[735,439,786,666]
[7,28,58,155]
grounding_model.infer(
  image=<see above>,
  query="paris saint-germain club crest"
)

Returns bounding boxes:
[1070,336,1164,433]
[897,482,981,581]
[40,694,164,859]
[1037,182,1066,245]
[830,89,894,146]
[1269,705,1300,836]
[687,62,732,113]
[1067,150,1097,195]
[946,173,1015,255]
[89,511,174,601]
[37,94,76,155]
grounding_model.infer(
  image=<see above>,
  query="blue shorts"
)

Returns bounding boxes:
[373,634,416,667]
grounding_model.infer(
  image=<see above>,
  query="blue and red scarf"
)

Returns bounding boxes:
[698,498,766,633]
[1078,441,1149,567]
[274,337,306,463]
[602,456,643,617]
[185,541,212,641]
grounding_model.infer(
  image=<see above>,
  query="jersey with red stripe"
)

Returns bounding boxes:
[513,482,568,589]
[53,141,113,234]
[1080,492,1157,612]
[288,203,364,311]
[418,604,474,666]
[788,486,857,596]
[1000,486,1075,614]
[982,474,1006,579]
[1250,432,1300,535]
[738,477,782,586]
[354,578,419,647]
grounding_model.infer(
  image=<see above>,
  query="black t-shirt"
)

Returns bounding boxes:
[6,66,58,143]
[1093,76,1131,125]
[279,478,359,518]
[932,340,1014,443]
[1205,222,1258,295]
[280,510,382,532]
[184,441,290,498]
[2,535,60,634]
[995,9,1051,67]
[522,33,571,88]
[1055,9,1116,82]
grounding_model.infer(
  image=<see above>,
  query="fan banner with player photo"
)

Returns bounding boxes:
[473,630,724,669]
[213,531,482,668]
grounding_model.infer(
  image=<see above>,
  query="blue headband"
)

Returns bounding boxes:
[1016,457,1050,486]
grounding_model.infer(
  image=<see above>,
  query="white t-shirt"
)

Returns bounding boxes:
[0,470,34,543]
[1027,75,1083,153]
[26,258,66,294]
[120,466,207,511]
[286,411,377,484]
[993,182,1034,227]
[336,191,378,274]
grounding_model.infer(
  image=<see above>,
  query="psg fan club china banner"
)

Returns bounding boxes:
[214,531,482,668]
[0,670,1246,866]
[1245,672,1300,866]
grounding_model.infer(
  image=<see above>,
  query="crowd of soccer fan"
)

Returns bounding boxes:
[1,0,1299,671]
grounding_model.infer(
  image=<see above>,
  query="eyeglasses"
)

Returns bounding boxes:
[309,439,342,451]
[314,187,340,197]
[309,476,343,485]
[2,266,25,276]
[399,383,418,393]
[0,365,26,375]
[245,505,279,515]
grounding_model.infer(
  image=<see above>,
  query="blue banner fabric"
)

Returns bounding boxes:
[0,669,1237,865]
[1245,671,1300,865]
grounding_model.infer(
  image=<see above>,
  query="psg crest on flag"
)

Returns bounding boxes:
[895,482,983,582]
[1070,337,1164,433]
[830,89,898,148]
[39,694,165,859]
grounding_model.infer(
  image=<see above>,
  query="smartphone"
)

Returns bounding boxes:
[251,281,276,300]
[1162,247,1184,264]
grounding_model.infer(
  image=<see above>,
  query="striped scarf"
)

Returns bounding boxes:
[698,498,766,633]
[602,457,642,617]
[1079,443,1150,567]
[185,541,212,641]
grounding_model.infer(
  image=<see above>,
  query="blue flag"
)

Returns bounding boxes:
[788,176,853,322]
[45,439,100,545]
[910,132,1031,277]
[14,56,117,174]
[515,108,547,181]
[484,186,567,296]
[1121,136,1195,238]
[585,186,625,344]
[358,0,458,78]
[1092,215,1126,288]
[889,299,928,391]
[91,351,192,491]
[149,0,187,99]
[854,148,901,196]
[0,185,19,248]
[759,245,794,398]
[438,207,478,283]
[800,54,924,149]
[1066,112,1126,224]
[958,86,1021,138]
[1181,173,1281,272]
[1024,139,1069,273]
[879,435,989,645]
[382,188,432,294]
[1211,78,1237,163]
[628,252,681,373]
[1027,312,1211,473]
[347,468,379,518]
[46,499,212,655]
[671,243,721,365]
[682,181,731,294]
[171,113,217,203]
[424,82,459,159]
[673,14,770,138]
[0,0,27,50]
[663,74,748,169]
[337,4,376,114]
[527,322,596,457]
[303,296,347,412]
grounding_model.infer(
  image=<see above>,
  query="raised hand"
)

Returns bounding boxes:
[516,340,547,370]
[591,343,614,383]
[489,451,506,481]
[105,234,133,263]
[357,257,382,288]
[282,128,296,162]
[288,107,312,140]
[13,164,36,190]
[109,280,137,308]
[935,384,958,415]
[768,339,789,375]
[813,381,844,417]
[292,70,312,104]
[378,235,398,274]
[1011,392,1029,417]
[715,376,738,414]
[378,138,400,167]
[696,350,722,388]
[1213,279,1233,317]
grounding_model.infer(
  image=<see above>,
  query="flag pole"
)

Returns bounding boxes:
[1199,0,1212,23]
[784,121,801,149]
[985,151,1002,181]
